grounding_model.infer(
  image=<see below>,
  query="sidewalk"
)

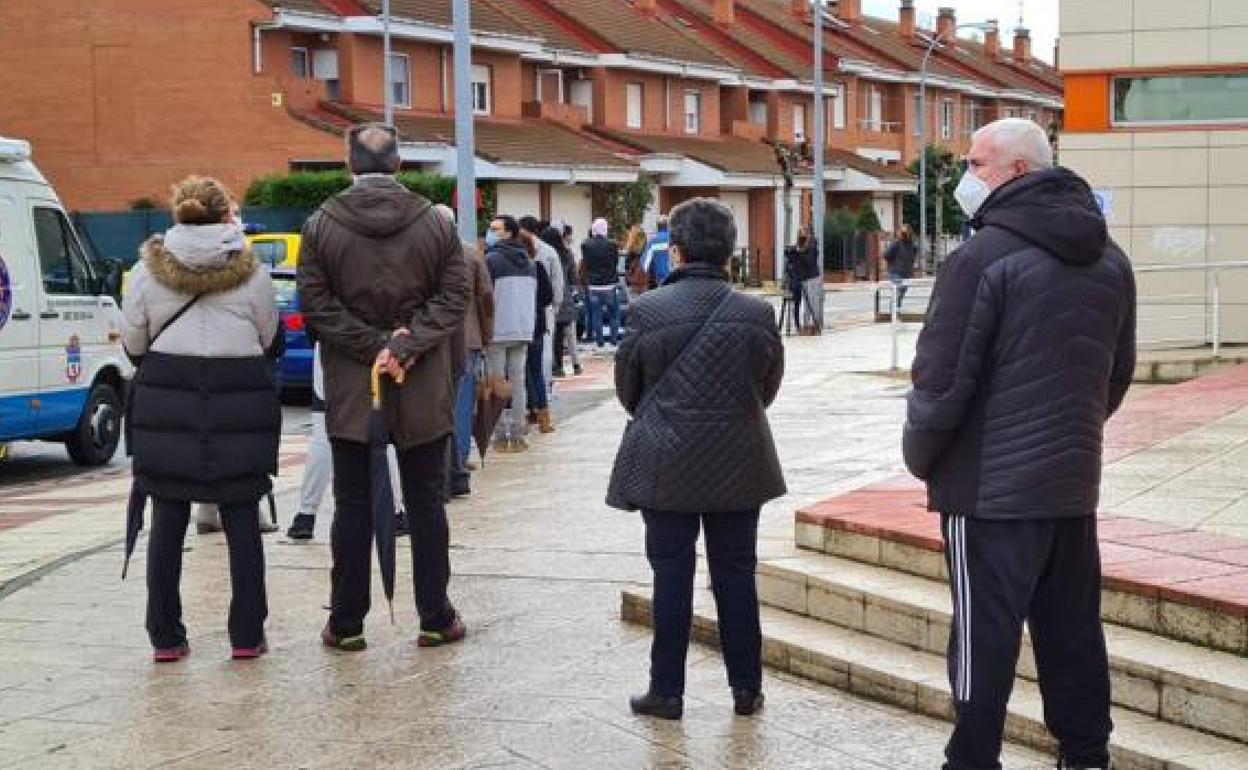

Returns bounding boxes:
[5,321,1245,767]
[0,325,1058,769]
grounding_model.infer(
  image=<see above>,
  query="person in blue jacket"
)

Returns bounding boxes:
[642,217,672,289]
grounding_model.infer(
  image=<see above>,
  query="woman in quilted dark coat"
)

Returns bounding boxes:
[607,198,785,721]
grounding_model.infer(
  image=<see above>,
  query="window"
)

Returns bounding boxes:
[940,100,954,140]
[570,79,593,116]
[863,85,882,131]
[1114,73,1248,124]
[389,53,410,109]
[33,208,93,296]
[1004,107,1019,119]
[793,102,807,143]
[626,83,643,129]
[749,100,768,126]
[913,94,922,135]
[1026,110,1037,123]
[829,84,846,130]
[313,49,340,101]
[684,90,701,134]
[291,47,310,79]
[251,240,287,267]
[472,64,491,115]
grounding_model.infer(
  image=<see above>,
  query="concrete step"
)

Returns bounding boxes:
[794,513,1248,657]
[621,587,1248,770]
[755,548,1248,745]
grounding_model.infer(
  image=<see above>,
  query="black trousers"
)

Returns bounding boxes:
[941,514,1112,770]
[642,508,762,697]
[146,498,267,649]
[329,436,455,636]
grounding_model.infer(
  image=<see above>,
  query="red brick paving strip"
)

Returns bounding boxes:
[797,364,1248,620]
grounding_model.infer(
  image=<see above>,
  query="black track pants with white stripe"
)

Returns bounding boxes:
[941,514,1112,770]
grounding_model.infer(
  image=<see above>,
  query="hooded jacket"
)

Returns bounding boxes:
[486,238,538,344]
[902,167,1137,520]
[298,176,469,449]
[123,224,281,503]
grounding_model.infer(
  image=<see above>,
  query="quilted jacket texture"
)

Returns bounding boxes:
[607,264,786,513]
[903,167,1137,520]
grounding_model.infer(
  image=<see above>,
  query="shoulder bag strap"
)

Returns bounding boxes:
[635,286,735,415]
[128,294,201,366]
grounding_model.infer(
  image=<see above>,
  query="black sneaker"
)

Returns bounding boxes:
[449,480,471,498]
[394,510,409,538]
[286,513,315,540]
[573,364,584,375]
[417,612,466,648]
[732,688,764,716]
[629,690,683,720]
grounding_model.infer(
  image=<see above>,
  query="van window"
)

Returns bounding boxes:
[34,208,93,295]
[251,240,287,266]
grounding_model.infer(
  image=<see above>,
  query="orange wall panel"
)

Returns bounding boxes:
[1063,74,1111,133]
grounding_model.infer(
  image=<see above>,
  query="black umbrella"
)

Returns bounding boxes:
[122,482,146,580]
[370,364,402,622]
[472,376,511,466]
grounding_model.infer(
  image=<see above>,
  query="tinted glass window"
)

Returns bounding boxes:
[1114,73,1248,124]
[251,240,287,266]
[271,273,298,308]
[34,208,93,295]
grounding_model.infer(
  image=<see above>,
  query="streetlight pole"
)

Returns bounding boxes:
[811,0,826,334]
[918,21,993,272]
[452,0,477,242]
[382,0,393,126]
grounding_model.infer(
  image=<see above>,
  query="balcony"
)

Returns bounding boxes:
[521,101,589,130]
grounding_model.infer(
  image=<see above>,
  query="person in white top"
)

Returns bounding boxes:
[285,343,404,540]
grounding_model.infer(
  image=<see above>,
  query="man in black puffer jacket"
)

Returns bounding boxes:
[903,119,1135,770]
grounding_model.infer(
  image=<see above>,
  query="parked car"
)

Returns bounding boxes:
[268,267,312,392]
[247,232,300,269]
[0,136,131,465]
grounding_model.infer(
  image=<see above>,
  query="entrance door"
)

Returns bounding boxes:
[0,190,39,439]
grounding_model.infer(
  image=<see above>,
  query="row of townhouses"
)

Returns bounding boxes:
[0,0,1063,280]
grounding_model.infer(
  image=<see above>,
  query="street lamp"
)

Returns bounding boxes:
[918,20,994,272]
[382,0,393,126]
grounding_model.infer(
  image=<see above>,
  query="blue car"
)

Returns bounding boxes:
[269,268,313,392]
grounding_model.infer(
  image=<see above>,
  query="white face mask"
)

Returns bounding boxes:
[954,171,992,219]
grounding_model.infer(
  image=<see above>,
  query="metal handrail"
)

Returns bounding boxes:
[878,261,1248,370]
[1133,261,1248,356]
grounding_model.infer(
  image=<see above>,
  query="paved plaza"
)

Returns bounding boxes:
[1,318,1247,768]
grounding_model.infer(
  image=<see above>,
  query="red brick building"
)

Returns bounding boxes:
[0,0,1062,280]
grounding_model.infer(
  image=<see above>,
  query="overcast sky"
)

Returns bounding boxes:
[860,0,1060,64]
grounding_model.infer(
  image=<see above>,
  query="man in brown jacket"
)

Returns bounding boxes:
[433,203,494,497]
[298,124,470,650]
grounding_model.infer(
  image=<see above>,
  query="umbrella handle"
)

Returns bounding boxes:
[371,364,407,409]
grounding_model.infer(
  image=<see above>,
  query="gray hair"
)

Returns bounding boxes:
[433,203,456,223]
[975,118,1053,171]
[346,123,400,175]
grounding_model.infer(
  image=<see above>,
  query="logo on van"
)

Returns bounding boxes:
[0,251,11,331]
[65,335,82,383]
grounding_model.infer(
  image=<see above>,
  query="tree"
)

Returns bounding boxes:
[901,145,965,244]
[591,178,654,240]
[856,200,882,233]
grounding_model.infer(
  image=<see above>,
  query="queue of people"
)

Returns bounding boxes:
[119,116,1132,770]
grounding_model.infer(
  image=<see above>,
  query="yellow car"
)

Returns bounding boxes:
[247,232,301,269]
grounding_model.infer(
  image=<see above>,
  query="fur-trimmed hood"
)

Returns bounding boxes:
[141,224,258,296]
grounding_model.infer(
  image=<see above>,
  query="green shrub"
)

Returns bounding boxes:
[243,170,459,209]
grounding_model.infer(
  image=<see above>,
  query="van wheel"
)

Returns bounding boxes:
[66,382,122,466]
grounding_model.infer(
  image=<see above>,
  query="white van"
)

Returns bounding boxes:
[0,136,131,465]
